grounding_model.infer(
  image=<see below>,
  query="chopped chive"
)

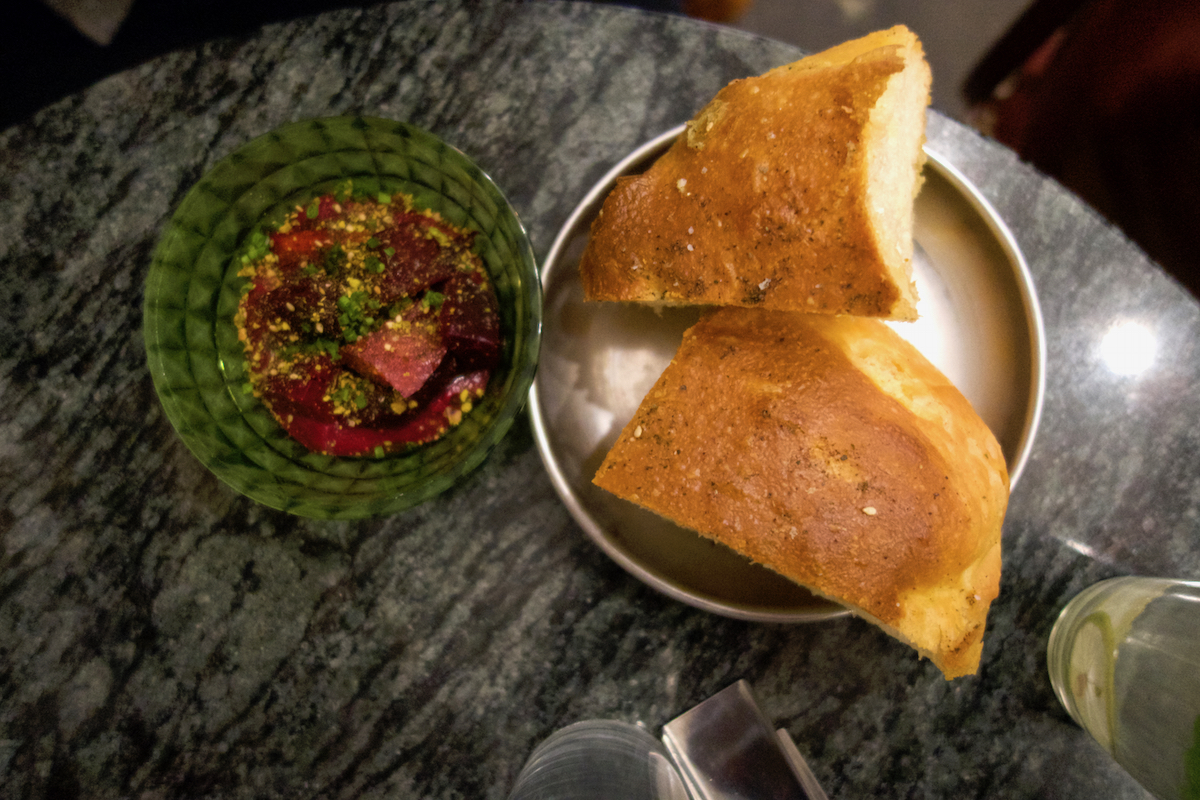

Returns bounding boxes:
[306,200,320,219]
[323,243,346,271]
[312,338,339,360]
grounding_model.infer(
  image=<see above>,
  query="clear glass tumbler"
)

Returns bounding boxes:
[1047,577,1200,800]
[507,720,688,800]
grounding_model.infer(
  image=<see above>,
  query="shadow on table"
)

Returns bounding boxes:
[1,0,754,131]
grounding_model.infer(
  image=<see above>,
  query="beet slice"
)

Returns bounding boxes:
[259,353,339,423]
[381,369,491,445]
[374,219,459,303]
[270,229,329,271]
[246,279,342,347]
[283,416,375,456]
[281,369,491,456]
[438,270,501,369]
[342,312,447,399]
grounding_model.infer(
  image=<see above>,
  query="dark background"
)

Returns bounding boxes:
[3,0,391,129]
[1,0,694,131]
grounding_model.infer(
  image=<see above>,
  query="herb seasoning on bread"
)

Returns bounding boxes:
[594,309,1009,679]
[580,25,930,320]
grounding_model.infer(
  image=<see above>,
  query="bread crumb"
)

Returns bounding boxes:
[863,507,877,516]
[633,425,643,438]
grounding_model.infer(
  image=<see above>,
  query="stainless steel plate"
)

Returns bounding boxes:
[529,125,1045,623]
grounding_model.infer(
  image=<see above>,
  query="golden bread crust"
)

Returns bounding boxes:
[592,308,1009,678]
[579,26,930,320]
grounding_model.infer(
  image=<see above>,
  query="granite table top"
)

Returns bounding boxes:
[1,1,1197,797]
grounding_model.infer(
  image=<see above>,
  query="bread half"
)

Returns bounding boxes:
[580,25,930,320]
[592,308,1008,678]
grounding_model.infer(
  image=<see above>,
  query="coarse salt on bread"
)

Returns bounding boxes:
[592,308,1009,678]
[579,25,930,320]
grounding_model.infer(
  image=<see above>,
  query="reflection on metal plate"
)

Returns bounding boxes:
[529,124,1045,623]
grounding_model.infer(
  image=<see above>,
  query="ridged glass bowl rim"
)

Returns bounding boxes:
[143,116,541,519]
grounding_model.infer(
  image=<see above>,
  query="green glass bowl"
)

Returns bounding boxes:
[144,117,542,519]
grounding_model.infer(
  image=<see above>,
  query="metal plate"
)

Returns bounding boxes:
[529,124,1045,623]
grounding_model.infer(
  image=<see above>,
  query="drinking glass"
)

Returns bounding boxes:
[1047,577,1200,800]
[507,720,688,800]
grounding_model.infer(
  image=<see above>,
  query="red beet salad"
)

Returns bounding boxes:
[235,185,502,457]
